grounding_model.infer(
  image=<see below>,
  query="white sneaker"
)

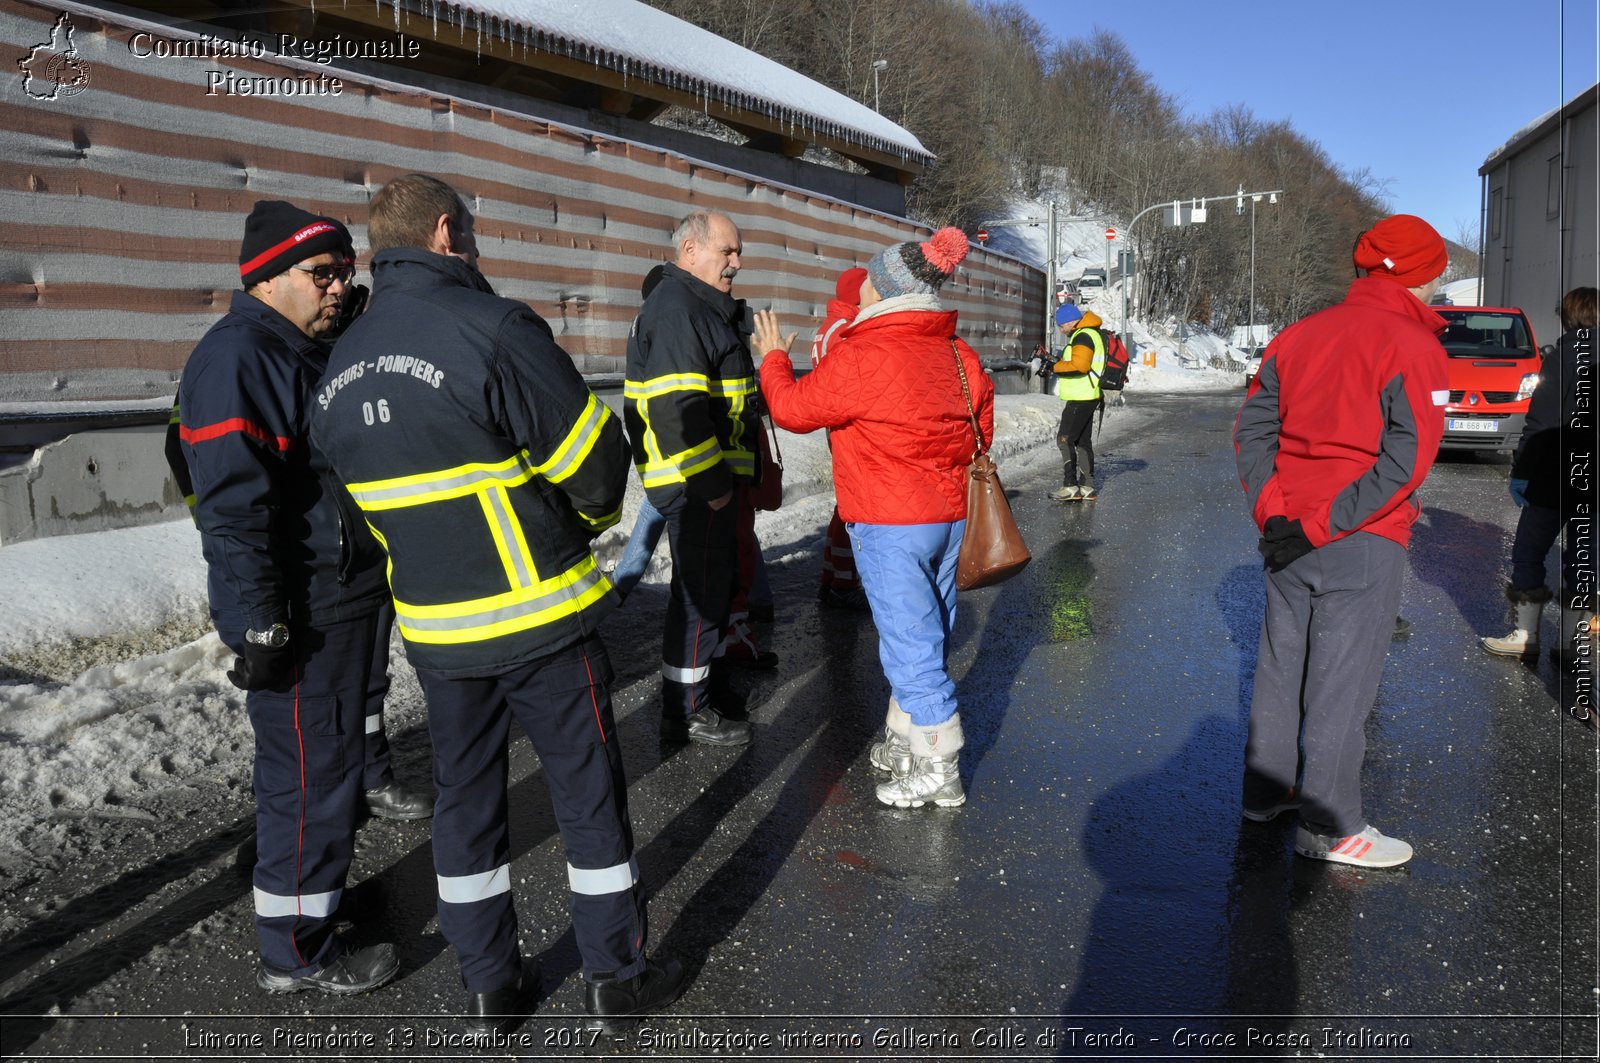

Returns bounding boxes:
[1295,824,1413,868]
[1481,629,1537,658]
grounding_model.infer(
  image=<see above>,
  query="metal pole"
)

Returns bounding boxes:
[1046,200,1058,349]
[1121,246,1129,337]
[1248,197,1256,355]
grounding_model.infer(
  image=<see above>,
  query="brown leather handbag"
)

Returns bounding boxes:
[950,340,1030,590]
[747,417,784,512]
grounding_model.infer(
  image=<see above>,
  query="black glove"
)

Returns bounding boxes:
[227,642,294,691]
[1258,515,1314,572]
[329,283,369,338]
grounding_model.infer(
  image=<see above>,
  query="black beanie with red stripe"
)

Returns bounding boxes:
[238,200,352,289]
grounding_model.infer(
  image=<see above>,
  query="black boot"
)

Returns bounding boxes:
[257,942,399,995]
[661,707,752,746]
[583,956,688,1032]
[463,964,534,1038]
[363,780,435,821]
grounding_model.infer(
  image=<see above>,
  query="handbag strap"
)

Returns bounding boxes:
[950,339,988,456]
[764,414,782,466]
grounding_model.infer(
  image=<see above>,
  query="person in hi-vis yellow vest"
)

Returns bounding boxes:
[1049,303,1106,501]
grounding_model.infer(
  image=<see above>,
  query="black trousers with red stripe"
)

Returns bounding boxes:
[223,606,388,974]
[415,634,647,993]
[659,492,737,718]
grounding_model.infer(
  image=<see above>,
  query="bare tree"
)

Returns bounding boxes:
[634,0,1405,327]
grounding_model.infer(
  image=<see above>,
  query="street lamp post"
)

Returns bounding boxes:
[871,59,888,112]
[1249,196,1258,355]
[1246,190,1279,355]
[1121,188,1283,338]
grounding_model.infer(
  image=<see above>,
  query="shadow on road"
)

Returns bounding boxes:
[1052,556,1302,1050]
[1408,506,1520,637]
[640,604,873,990]
[1056,713,1300,1052]
[956,535,1078,786]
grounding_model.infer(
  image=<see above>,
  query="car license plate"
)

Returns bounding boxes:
[1447,418,1499,432]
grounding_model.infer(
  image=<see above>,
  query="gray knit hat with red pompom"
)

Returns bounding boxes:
[866,227,969,300]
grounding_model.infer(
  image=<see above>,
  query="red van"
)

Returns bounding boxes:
[1433,306,1542,452]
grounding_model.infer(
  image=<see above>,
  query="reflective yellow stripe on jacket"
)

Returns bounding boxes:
[1056,329,1107,403]
[624,372,758,485]
[345,395,615,645]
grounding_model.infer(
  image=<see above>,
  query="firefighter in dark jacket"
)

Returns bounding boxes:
[624,210,760,746]
[166,315,433,828]
[171,201,418,996]
[310,175,685,1036]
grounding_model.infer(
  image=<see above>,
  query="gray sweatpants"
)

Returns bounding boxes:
[1244,532,1405,837]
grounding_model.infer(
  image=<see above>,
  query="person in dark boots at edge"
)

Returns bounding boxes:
[624,210,763,747]
[1049,302,1107,501]
[170,201,416,999]
[310,175,685,1036]
[1234,213,1451,869]
[1481,286,1598,688]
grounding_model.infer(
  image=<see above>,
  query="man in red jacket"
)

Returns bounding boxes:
[1233,213,1451,869]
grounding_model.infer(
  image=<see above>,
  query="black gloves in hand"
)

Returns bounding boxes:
[227,642,294,691]
[329,283,369,338]
[1258,515,1314,572]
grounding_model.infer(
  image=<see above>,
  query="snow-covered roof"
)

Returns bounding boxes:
[1480,82,1598,172]
[400,0,932,164]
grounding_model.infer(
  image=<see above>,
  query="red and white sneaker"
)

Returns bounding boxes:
[1295,825,1413,868]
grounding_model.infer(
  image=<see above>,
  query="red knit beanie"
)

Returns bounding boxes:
[835,266,868,303]
[1353,214,1448,287]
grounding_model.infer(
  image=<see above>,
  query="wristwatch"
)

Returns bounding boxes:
[245,623,290,649]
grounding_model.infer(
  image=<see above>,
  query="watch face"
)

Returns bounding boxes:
[249,624,289,648]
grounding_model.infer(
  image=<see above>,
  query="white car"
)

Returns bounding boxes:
[1243,349,1264,388]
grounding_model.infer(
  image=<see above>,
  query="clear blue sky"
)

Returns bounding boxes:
[1018,0,1599,244]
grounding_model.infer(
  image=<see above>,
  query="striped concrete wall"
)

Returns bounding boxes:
[0,0,1043,404]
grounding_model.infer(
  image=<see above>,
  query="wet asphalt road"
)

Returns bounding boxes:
[1,391,1595,1061]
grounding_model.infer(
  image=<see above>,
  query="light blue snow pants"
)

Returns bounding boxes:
[848,520,965,728]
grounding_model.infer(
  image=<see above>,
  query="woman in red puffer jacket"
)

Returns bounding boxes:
[757,228,993,810]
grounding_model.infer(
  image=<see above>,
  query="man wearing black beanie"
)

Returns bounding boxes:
[169,199,431,996]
